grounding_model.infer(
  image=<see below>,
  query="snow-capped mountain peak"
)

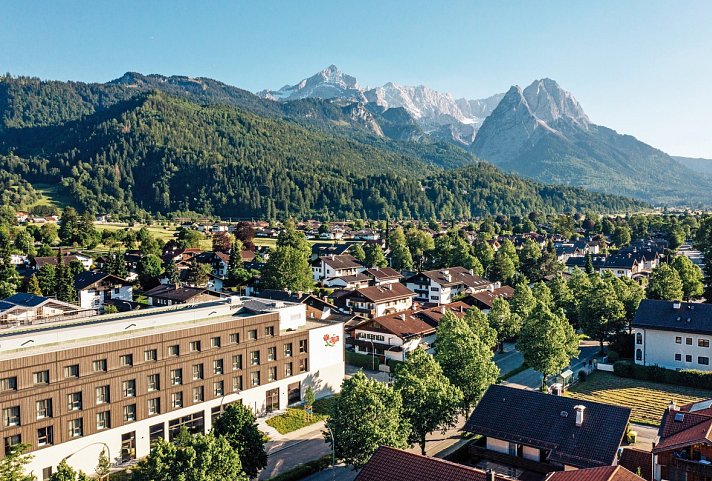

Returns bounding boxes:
[257,65,363,101]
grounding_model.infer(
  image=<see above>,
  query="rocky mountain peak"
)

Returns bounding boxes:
[522,78,589,127]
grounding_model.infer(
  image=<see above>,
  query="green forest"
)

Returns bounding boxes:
[0,75,648,219]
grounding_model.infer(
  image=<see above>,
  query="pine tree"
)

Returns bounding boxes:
[364,243,388,268]
[27,275,42,296]
[164,259,180,285]
[55,251,77,304]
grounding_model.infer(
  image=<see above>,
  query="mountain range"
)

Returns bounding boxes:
[258,66,712,207]
[0,73,646,218]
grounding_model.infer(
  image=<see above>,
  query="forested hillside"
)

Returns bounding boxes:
[0,77,648,219]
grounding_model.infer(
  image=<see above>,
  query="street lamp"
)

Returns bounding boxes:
[63,441,112,481]
[366,339,376,371]
[324,424,336,481]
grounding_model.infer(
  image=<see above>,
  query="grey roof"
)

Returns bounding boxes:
[464,384,631,469]
[73,271,125,290]
[2,293,48,307]
[632,299,712,334]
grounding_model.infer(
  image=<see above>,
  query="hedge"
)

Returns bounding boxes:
[345,350,402,372]
[267,455,332,481]
[613,361,712,390]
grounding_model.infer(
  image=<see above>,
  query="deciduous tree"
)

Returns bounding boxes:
[647,263,684,301]
[212,403,267,478]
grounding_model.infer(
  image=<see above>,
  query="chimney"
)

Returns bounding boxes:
[669,400,677,412]
[486,470,496,481]
[398,313,406,321]
[574,405,585,427]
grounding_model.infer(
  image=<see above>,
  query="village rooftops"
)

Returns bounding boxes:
[316,254,363,270]
[364,267,401,280]
[632,299,712,335]
[355,446,513,481]
[465,384,631,469]
[362,309,436,339]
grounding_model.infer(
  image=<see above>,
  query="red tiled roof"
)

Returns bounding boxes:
[469,286,515,308]
[416,301,471,326]
[350,283,415,303]
[655,403,712,453]
[618,448,652,481]
[545,466,645,481]
[355,446,510,481]
[365,267,401,280]
[364,309,436,339]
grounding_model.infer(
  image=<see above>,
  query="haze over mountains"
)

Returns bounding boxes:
[258,66,712,207]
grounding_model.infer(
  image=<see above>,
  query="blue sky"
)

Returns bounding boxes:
[2,1,711,157]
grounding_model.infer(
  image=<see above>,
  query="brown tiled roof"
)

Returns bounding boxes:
[320,254,363,270]
[415,301,471,326]
[365,267,401,280]
[144,284,219,302]
[468,286,515,308]
[355,446,510,481]
[413,266,491,289]
[465,385,631,469]
[654,402,712,453]
[351,283,415,303]
[618,448,652,481]
[545,466,645,481]
[364,309,436,339]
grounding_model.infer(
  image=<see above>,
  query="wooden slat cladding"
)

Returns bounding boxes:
[0,312,310,455]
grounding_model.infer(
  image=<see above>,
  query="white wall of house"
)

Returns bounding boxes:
[634,327,712,371]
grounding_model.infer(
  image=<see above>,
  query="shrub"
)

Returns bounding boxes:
[345,350,378,370]
[613,361,712,390]
[266,408,327,435]
[606,350,620,363]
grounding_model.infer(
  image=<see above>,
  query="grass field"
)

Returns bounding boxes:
[567,371,712,426]
[31,183,73,209]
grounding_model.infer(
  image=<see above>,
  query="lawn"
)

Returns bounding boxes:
[566,371,712,426]
[265,408,327,435]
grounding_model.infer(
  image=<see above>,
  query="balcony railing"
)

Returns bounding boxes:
[667,457,712,477]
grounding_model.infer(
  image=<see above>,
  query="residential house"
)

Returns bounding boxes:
[352,228,380,241]
[355,446,511,481]
[415,301,472,328]
[405,267,495,305]
[632,300,712,370]
[74,271,133,311]
[31,252,93,271]
[323,273,371,289]
[652,399,712,481]
[342,283,416,318]
[144,284,224,306]
[312,254,365,282]
[195,251,230,278]
[463,285,516,312]
[0,293,92,327]
[352,309,436,362]
[465,385,631,477]
[618,448,653,481]
[310,242,356,261]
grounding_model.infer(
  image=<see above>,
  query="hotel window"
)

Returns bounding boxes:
[67,392,82,411]
[148,398,161,416]
[700,339,710,348]
[192,386,204,403]
[214,359,224,375]
[37,426,54,447]
[230,333,240,344]
[248,329,257,341]
[265,326,275,337]
[232,354,243,370]
[210,336,221,348]
[189,340,201,352]
[97,411,110,430]
[687,337,693,345]
[4,435,21,455]
[213,381,224,397]
[251,351,260,366]
[233,376,243,392]
[64,364,79,378]
[676,336,682,344]
[284,343,293,357]
[700,357,710,365]
[299,339,308,353]
[123,404,137,422]
[168,344,180,357]
[268,346,277,361]
[675,353,682,361]
[34,370,50,384]
[123,379,136,398]
[3,406,20,427]
[251,372,260,387]
[147,374,160,392]
[92,359,108,372]
[171,392,183,409]
[299,358,308,373]
[268,366,277,382]
[36,399,53,419]
[68,418,83,438]
[285,362,293,377]
[144,349,158,362]
[96,385,110,404]
[192,364,204,380]
[1,376,17,391]
[120,354,134,367]
[171,369,183,385]
[687,354,693,362]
